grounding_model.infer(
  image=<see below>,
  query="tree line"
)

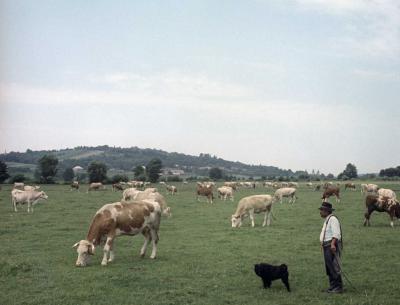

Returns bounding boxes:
[0,156,163,184]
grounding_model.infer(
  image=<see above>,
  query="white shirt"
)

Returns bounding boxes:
[319,215,341,243]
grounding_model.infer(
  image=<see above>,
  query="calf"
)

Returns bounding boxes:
[364,195,400,228]
[112,183,124,191]
[166,184,177,195]
[231,195,274,228]
[73,200,162,267]
[274,188,297,204]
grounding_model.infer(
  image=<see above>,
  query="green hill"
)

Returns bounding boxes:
[1,145,292,179]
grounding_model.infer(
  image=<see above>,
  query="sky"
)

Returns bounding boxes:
[0,0,399,175]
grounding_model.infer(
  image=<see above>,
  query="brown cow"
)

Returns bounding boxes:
[364,195,400,228]
[73,200,162,267]
[322,187,340,203]
[112,183,124,191]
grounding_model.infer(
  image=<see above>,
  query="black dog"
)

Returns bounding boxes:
[254,263,290,292]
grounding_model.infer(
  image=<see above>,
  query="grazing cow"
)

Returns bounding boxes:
[217,186,234,201]
[377,188,396,200]
[366,184,378,193]
[344,183,356,191]
[272,183,280,189]
[24,185,40,191]
[361,184,367,193]
[322,187,340,203]
[306,182,313,188]
[166,185,177,195]
[288,182,298,188]
[314,184,321,191]
[112,183,124,192]
[87,182,105,192]
[280,182,289,187]
[231,195,275,228]
[13,182,24,190]
[196,184,214,204]
[363,195,400,227]
[11,189,48,213]
[73,200,162,267]
[274,188,297,204]
[264,182,273,188]
[70,181,79,191]
[224,182,238,190]
[122,188,140,201]
[127,191,171,217]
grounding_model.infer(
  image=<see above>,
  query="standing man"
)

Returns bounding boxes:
[319,202,343,293]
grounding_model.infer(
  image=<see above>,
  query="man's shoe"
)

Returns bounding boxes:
[322,288,333,293]
[328,287,343,294]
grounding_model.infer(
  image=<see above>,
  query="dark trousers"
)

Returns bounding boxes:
[323,241,343,289]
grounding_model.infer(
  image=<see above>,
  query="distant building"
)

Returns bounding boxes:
[162,168,185,176]
[72,166,84,175]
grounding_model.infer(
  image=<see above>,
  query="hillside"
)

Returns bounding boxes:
[0,145,292,179]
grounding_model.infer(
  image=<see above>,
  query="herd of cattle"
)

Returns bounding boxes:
[5,179,400,267]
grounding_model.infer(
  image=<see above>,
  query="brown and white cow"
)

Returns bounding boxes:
[70,181,79,191]
[166,184,177,195]
[344,183,356,191]
[364,195,400,227]
[322,187,340,203]
[11,189,48,213]
[196,184,214,204]
[73,200,162,267]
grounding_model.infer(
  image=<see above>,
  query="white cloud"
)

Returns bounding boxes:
[295,0,400,58]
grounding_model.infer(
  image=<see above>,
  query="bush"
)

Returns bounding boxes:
[9,174,27,183]
[111,174,129,184]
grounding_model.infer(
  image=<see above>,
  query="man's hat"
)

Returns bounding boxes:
[319,201,335,211]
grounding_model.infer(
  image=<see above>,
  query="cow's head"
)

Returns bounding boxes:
[39,191,48,200]
[73,240,95,267]
[231,215,242,228]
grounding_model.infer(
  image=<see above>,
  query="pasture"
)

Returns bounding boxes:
[0,182,399,305]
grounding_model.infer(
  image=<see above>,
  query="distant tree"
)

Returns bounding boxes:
[9,174,27,183]
[111,174,129,184]
[134,165,146,181]
[339,163,358,179]
[38,154,59,183]
[209,167,223,180]
[62,168,75,183]
[326,173,335,179]
[379,166,400,177]
[0,160,10,183]
[87,161,107,183]
[146,159,163,183]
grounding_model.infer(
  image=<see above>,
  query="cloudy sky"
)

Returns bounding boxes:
[0,0,399,174]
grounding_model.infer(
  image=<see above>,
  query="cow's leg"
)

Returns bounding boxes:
[262,210,271,227]
[12,198,17,212]
[364,208,373,226]
[389,212,394,228]
[102,236,114,266]
[140,229,151,258]
[107,239,115,263]
[27,200,32,213]
[210,195,213,204]
[149,229,159,259]
[249,210,255,227]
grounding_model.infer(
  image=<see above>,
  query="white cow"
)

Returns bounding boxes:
[217,186,234,201]
[231,195,275,228]
[11,189,48,213]
[274,187,297,204]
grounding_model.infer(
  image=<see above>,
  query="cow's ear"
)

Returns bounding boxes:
[87,244,95,255]
[72,242,80,249]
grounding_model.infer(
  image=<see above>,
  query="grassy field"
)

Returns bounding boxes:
[0,182,399,305]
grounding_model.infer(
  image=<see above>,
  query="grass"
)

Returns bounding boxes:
[0,182,399,305]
